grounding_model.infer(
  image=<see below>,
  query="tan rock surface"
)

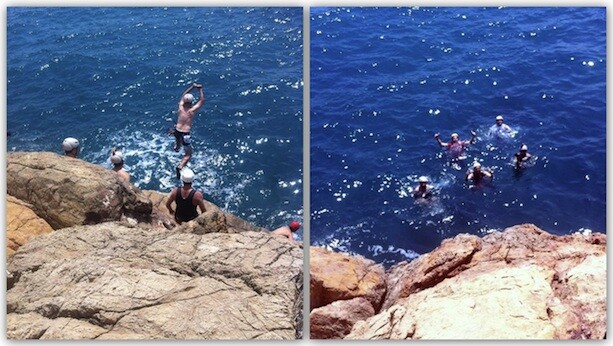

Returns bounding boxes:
[7,222,303,340]
[6,195,54,258]
[345,224,606,340]
[310,247,386,312]
[7,152,152,229]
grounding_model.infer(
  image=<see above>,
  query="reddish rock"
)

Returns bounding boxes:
[6,196,53,258]
[310,297,374,339]
[310,247,386,312]
[348,224,606,340]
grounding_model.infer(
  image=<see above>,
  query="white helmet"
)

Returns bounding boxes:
[451,133,459,139]
[110,150,124,164]
[473,161,481,168]
[496,115,504,121]
[520,144,528,151]
[61,137,79,151]
[418,176,429,183]
[181,167,195,183]
[183,94,195,104]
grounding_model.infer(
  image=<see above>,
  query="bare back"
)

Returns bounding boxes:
[176,106,196,133]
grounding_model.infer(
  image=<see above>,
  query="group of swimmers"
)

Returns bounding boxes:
[57,83,301,239]
[413,115,532,199]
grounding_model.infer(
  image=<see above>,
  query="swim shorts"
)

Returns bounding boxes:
[174,127,193,153]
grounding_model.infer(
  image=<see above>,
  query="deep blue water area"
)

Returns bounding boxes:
[7,7,303,234]
[310,7,606,266]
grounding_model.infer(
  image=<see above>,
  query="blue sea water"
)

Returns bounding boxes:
[310,7,606,266]
[7,7,304,234]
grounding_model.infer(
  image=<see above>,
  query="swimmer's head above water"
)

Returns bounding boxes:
[418,176,429,185]
[520,144,528,151]
[451,133,459,141]
[495,115,504,125]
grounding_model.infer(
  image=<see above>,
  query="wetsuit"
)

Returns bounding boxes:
[175,188,198,222]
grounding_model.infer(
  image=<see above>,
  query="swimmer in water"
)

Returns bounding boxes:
[413,176,434,199]
[489,115,513,138]
[466,161,493,184]
[434,131,477,158]
[514,144,532,169]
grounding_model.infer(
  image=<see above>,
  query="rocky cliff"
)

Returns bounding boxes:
[6,152,303,340]
[310,224,606,340]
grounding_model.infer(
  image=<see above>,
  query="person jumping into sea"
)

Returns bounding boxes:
[434,130,477,158]
[171,83,205,179]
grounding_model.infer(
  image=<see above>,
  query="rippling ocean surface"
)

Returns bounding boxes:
[310,7,606,266]
[7,7,303,234]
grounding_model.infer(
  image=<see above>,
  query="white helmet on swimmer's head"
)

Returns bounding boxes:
[110,149,124,164]
[496,115,504,121]
[180,167,195,184]
[183,93,195,104]
[418,176,429,183]
[473,161,481,169]
[451,133,459,140]
[520,144,528,151]
[61,137,79,152]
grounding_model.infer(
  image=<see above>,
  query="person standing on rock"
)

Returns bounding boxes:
[62,137,80,158]
[165,167,207,225]
[272,221,301,241]
[110,148,130,182]
[171,83,205,179]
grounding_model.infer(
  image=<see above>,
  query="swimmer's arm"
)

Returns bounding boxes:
[434,133,447,147]
[465,172,472,181]
[166,189,177,215]
[468,130,477,144]
[190,84,205,112]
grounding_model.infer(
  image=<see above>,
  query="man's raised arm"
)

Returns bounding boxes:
[191,84,205,112]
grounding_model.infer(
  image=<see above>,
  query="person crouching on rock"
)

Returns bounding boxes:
[165,167,207,225]
[110,148,130,182]
[272,221,301,241]
[61,137,80,158]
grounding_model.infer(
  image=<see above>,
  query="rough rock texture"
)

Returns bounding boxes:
[6,195,54,258]
[7,222,303,340]
[310,297,375,339]
[345,224,606,340]
[7,152,152,229]
[310,247,386,312]
[141,189,268,234]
